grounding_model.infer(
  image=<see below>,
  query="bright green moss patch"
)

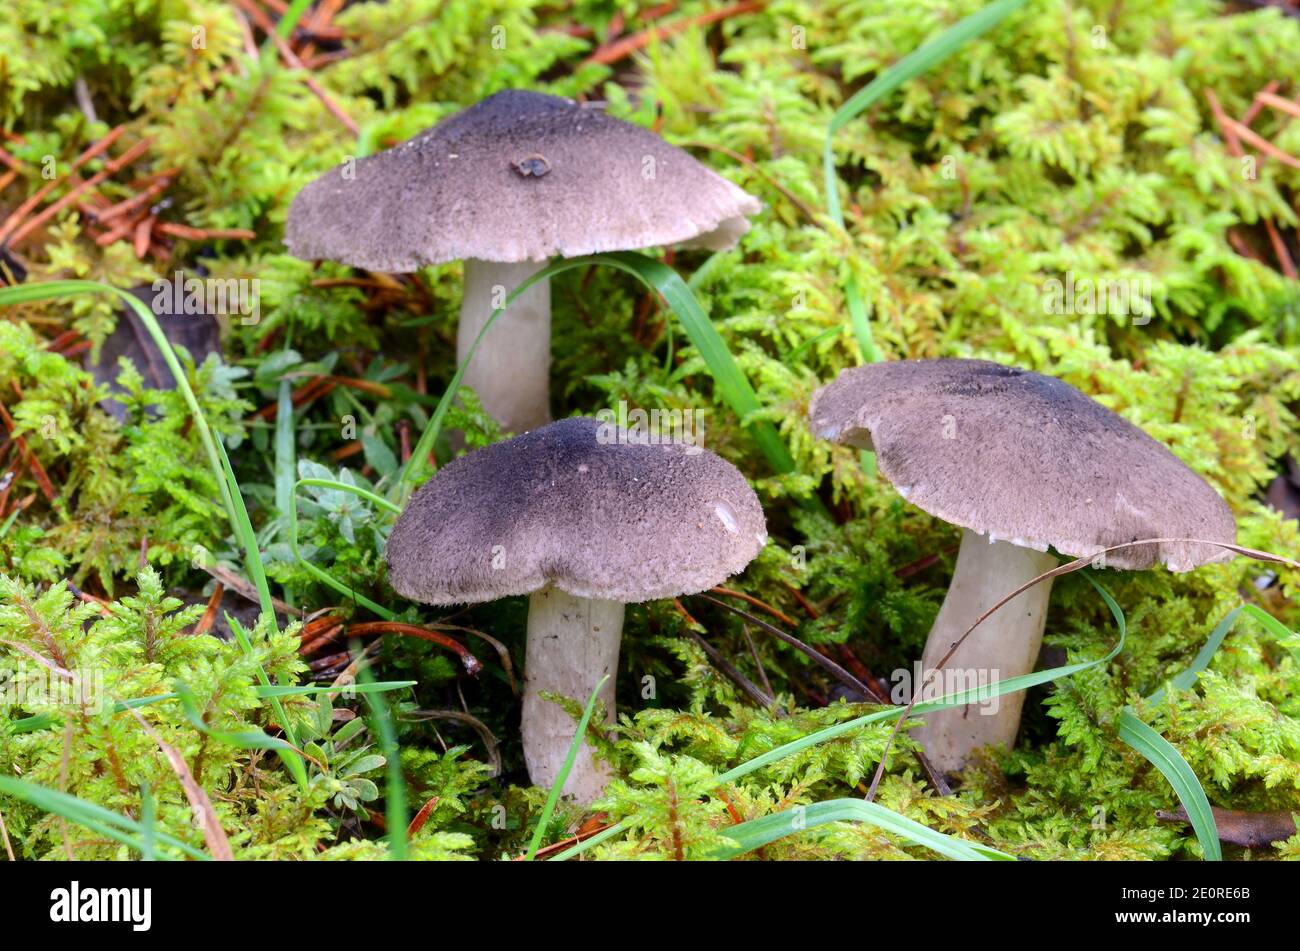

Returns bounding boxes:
[0,0,1298,860]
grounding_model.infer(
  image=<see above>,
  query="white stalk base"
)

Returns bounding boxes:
[913,530,1057,774]
[522,585,624,802]
[457,258,552,434]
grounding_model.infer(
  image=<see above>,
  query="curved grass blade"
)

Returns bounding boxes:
[711,798,1014,861]
[0,775,209,860]
[552,628,1127,860]
[0,281,242,564]
[1144,606,1241,708]
[1083,576,1220,861]
[0,280,302,760]
[1117,712,1220,861]
[399,252,793,493]
[174,680,302,758]
[525,675,609,861]
[1241,603,1297,643]
[274,380,296,539]
[227,616,306,786]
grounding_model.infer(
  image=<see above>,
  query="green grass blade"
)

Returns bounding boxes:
[276,0,314,37]
[0,281,241,551]
[0,775,208,860]
[525,674,609,861]
[602,251,794,473]
[1084,575,1221,860]
[174,680,302,756]
[399,252,793,493]
[555,623,1126,860]
[289,478,398,618]
[1144,606,1242,708]
[298,478,402,515]
[359,661,407,860]
[711,798,1014,861]
[274,380,295,534]
[1241,603,1297,642]
[227,616,306,786]
[9,713,57,733]
[822,0,1027,360]
[216,438,275,620]
[1117,712,1221,861]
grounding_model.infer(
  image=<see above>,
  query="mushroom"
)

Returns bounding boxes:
[285,90,760,434]
[809,358,1237,773]
[385,416,767,800]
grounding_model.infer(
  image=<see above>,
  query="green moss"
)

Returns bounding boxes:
[1,0,1298,860]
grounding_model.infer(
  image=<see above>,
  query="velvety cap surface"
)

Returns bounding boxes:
[387,416,767,604]
[285,90,760,271]
[809,359,1236,571]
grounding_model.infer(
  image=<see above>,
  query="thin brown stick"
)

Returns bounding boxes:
[1254,88,1300,121]
[91,173,175,222]
[0,401,55,502]
[710,585,799,627]
[8,137,154,247]
[687,628,779,711]
[345,622,483,675]
[155,222,256,241]
[695,593,874,699]
[582,0,763,67]
[194,584,225,637]
[0,125,125,242]
[1218,113,1300,169]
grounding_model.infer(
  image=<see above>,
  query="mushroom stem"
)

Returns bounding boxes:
[913,529,1057,774]
[522,584,624,801]
[457,258,552,434]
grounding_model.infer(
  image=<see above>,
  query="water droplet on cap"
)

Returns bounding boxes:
[713,501,739,534]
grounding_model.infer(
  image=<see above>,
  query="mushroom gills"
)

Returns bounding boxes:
[913,529,1058,774]
[457,257,552,433]
[522,584,625,801]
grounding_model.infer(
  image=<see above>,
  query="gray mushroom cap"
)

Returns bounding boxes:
[809,359,1237,572]
[387,417,768,605]
[284,89,760,271]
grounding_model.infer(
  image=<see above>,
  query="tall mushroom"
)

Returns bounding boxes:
[809,359,1237,773]
[386,416,767,800]
[285,90,760,434]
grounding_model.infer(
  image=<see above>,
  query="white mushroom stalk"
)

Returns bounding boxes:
[912,530,1057,774]
[458,258,552,434]
[522,585,623,800]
